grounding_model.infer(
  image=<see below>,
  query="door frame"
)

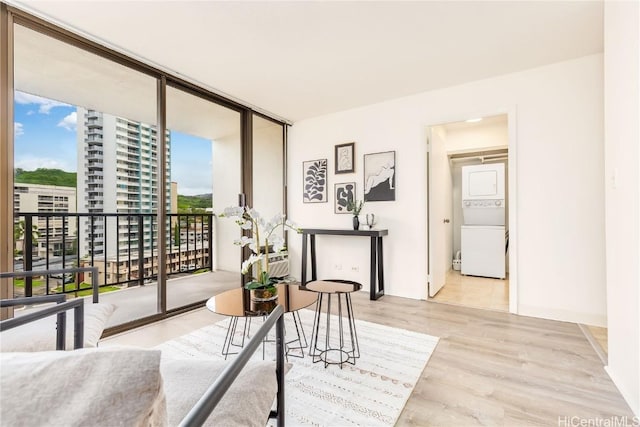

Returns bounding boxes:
[425,107,519,314]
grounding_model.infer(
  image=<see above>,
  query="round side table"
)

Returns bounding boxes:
[304,279,362,368]
[206,283,317,359]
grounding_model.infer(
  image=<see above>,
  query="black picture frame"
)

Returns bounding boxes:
[334,142,355,174]
[334,182,356,214]
[364,151,396,202]
[303,159,328,203]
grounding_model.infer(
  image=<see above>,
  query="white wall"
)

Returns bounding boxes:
[445,119,508,153]
[212,134,242,272]
[288,54,606,326]
[253,119,284,221]
[604,1,640,416]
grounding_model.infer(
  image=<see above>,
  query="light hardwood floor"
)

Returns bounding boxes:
[587,325,608,355]
[430,270,509,312]
[105,291,633,426]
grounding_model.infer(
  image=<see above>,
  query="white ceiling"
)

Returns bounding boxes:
[14,1,603,123]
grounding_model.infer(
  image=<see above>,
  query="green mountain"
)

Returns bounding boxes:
[15,168,76,187]
[177,194,212,212]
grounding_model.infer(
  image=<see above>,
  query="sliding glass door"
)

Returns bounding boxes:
[165,85,242,310]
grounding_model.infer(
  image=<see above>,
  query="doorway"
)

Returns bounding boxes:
[426,114,513,312]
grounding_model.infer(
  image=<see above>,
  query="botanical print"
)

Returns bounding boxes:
[335,182,356,214]
[364,151,395,202]
[335,142,355,174]
[303,159,328,203]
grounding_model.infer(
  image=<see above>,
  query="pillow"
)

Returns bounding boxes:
[161,357,280,427]
[0,302,115,352]
[0,347,166,427]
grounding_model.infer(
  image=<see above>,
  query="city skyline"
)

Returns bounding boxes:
[13,91,213,195]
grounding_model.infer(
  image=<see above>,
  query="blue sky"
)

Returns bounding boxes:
[13,92,212,195]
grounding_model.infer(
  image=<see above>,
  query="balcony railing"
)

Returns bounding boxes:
[13,212,215,298]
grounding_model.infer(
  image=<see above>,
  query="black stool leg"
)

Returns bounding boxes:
[345,293,360,361]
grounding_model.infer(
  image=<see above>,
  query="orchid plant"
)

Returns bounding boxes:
[221,206,301,290]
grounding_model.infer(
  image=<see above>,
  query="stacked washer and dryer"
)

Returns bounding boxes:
[460,163,507,279]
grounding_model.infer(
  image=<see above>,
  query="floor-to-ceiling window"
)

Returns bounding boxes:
[12,22,161,326]
[0,4,288,331]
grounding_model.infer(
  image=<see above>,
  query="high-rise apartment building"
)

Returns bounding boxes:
[76,108,171,257]
[13,183,77,257]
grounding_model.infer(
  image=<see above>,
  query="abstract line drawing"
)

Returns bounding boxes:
[364,151,395,202]
[335,142,355,174]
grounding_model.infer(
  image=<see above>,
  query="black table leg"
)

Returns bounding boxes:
[375,236,385,299]
[368,236,385,300]
[301,233,308,284]
[370,237,377,300]
[310,234,317,281]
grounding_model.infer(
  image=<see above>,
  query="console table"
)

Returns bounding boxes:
[300,228,388,300]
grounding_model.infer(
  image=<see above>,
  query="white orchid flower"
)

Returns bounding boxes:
[270,235,286,253]
[221,206,302,280]
[264,222,277,235]
[268,214,284,226]
[241,253,265,274]
[233,236,254,247]
[222,206,244,218]
[247,208,260,220]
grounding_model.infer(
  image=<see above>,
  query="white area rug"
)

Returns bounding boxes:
[156,309,439,426]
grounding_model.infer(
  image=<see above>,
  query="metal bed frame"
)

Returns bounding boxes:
[0,267,99,350]
[0,267,286,426]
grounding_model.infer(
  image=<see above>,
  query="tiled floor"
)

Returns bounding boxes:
[101,308,224,348]
[429,270,509,311]
[587,325,608,354]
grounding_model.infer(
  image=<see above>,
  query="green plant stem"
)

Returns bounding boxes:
[264,238,270,276]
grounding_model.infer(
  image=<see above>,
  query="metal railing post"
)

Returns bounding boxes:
[208,215,213,270]
[24,215,33,296]
[138,215,144,287]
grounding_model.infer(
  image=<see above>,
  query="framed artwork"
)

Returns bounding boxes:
[334,182,356,214]
[364,151,396,202]
[303,159,328,203]
[335,142,355,174]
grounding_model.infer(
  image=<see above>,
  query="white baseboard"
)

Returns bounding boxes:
[604,365,640,418]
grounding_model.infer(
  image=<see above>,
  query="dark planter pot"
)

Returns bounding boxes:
[353,215,360,230]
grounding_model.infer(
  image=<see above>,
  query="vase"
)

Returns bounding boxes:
[251,286,279,302]
[352,215,360,230]
[250,286,279,314]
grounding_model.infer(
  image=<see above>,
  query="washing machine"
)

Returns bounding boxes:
[461,225,506,279]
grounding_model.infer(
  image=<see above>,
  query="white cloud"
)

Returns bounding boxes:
[15,156,74,172]
[57,112,77,132]
[172,163,213,196]
[14,91,71,114]
[178,186,213,196]
[14,122,24,137]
